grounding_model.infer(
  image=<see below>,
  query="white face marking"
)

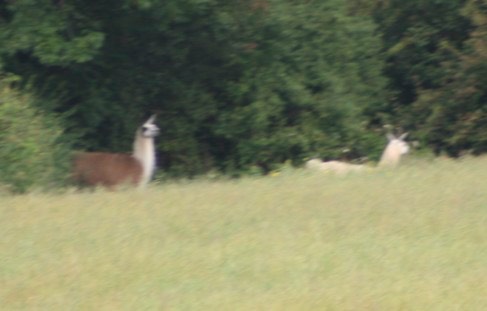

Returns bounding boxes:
[141,117,160,138]
[141,124,159,138]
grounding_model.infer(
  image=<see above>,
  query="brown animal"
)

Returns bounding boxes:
[72,115,159,189]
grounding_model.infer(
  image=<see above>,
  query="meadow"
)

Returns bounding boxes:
[1,157,486,310]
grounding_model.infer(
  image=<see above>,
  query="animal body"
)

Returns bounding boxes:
[305,159,367,175]
[306,132,409,175]
[378,133,409,168]
[72,115,159,189]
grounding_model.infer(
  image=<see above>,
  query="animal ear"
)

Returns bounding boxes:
[399,132,408,140]
[386,133,395,141]
[146,114,157,124]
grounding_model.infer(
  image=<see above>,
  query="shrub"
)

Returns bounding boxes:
[0,78,71,193]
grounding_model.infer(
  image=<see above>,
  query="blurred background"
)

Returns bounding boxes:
[0,0,485,192]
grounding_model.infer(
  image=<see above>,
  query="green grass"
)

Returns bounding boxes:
[1,157,486,310]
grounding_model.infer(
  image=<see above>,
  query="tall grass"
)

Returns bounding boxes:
[1,157,486,310]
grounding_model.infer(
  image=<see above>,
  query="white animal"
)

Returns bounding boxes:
[306,132,410,174]
[378,133,409,168]
[72,115,159,189]
[305,159,367,175]
[305,159,327,171]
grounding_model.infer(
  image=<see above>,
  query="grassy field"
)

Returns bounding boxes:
[1,157,486,310]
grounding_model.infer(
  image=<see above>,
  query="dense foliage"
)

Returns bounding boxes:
[0,0,485,182]
[373,0,486,155]
[0,77,71,192]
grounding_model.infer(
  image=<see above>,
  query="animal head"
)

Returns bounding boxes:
[386,132,410,155]
[379,132,410,168]
[140,114,160,138]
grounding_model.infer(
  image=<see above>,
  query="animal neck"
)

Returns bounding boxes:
[132,131,156,187]
[379,144,400,167]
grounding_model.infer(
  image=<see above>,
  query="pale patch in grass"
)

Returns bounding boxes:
[0,157,486,310]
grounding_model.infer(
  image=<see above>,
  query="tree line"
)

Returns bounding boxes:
[0,0,485,191]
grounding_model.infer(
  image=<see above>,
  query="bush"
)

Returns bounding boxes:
[0,78,71,193]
